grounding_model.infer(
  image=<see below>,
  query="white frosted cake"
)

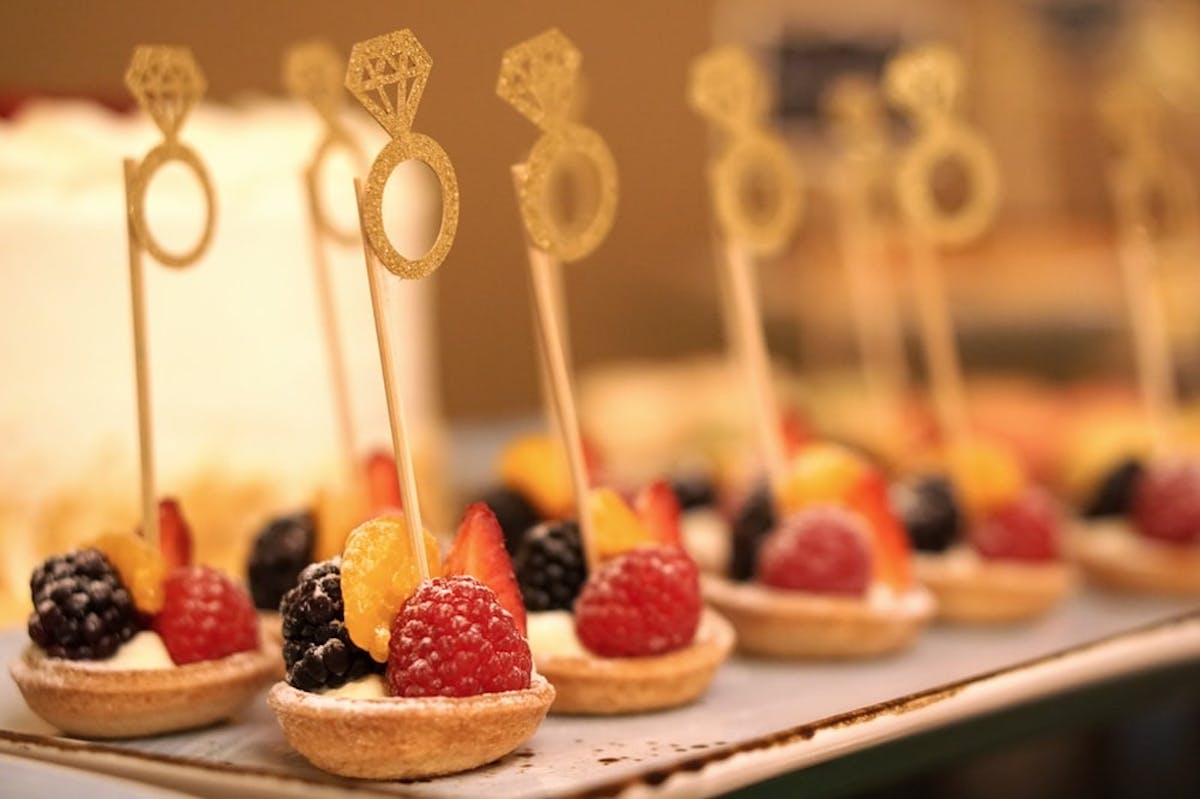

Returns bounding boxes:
[0,98,445,616]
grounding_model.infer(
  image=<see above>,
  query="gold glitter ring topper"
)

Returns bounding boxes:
[884,44,1000,247]
[346,30,459,279]
[286,39,367,246]
[497,28,618,262]
[124,46,216,267]
[689,45,801,257]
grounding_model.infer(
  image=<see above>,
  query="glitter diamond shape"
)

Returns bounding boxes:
[688,46,768,132]
[496,28,581,129]
[883,44,963,116]
[284,39,344,122]
[124,46,207,139]
[345,29,430,135]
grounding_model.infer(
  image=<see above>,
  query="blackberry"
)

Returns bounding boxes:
[671,474,717,511]
[479,485,542,554]
[27,549,138,660]
[247,511,316,611]
[730,486,775,581]
[280,559,380,692]
[513,521,587,611]
[894,475,961,553]
[1083,458,1143,519]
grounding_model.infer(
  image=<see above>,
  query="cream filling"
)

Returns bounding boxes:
[681,508,730,575]
[1078,517,1144,557]
[319,673,387,699]
[101,630,175,670]
[527,610,587,658]
[864,582,935,616]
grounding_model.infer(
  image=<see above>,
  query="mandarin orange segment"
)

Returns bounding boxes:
[498,434,575,519]
[340,514,442,662]
[92,531,167,613]
[775,443,868,514]
[945,440,1026,517]
[589,487,654,559]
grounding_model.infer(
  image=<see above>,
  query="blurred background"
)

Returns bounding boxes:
[3,0,1197,417]
[2,2,1200,797]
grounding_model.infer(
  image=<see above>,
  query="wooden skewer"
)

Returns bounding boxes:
[1110,167,1177,455]
[304,184,359,488]
[512,165,599,574]
[355,181,428,579]
[721,237,787,489]
[832,171,907,442]
[531,265,570,448]
[906,229,970,446]
[124,158,160,548]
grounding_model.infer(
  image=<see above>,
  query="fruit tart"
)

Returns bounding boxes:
[268,504,554,779]
[703,444,933,657]
[10,499,274,738]
[895,441,1076,622]
[516,483,733,714]
[1072,454,1200,595]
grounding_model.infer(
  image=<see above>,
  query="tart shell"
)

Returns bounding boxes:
[9,645,275,738]
[1074,527,1200,596]
[702,576,933,658]
[535,608,734,715]
[268,673,555,779]
[915,555,1075,623]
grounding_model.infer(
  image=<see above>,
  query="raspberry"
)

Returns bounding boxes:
[247,511,316,611]
[970,487,1062,561]
[281,560,380,692]
[894,474,961,553]
[386,576,531,698]
[1084,458,1143,519]
[27,549,138,660]
[153,566,259,665]
[729,485,775,581]
[514,520,587,611]
[1132,459,1200,545]
[755,506,873,595]
[574,546,701,658]
[479,485,542,554]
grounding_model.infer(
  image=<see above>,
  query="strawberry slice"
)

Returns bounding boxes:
[365,450,403,514]
[780,407,812,457]
[581,431,607,485]
[636,480,682,547]
[444,503,527,635]
[141,498,192,571]
[846,470,912,591]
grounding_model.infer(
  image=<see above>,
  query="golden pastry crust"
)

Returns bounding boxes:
[268,674,555,779]
[1074,522,1200,596]
[702,575,933,658]
[9,645,275,738]
[915,554,1075,623]
[535,608,734,715]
